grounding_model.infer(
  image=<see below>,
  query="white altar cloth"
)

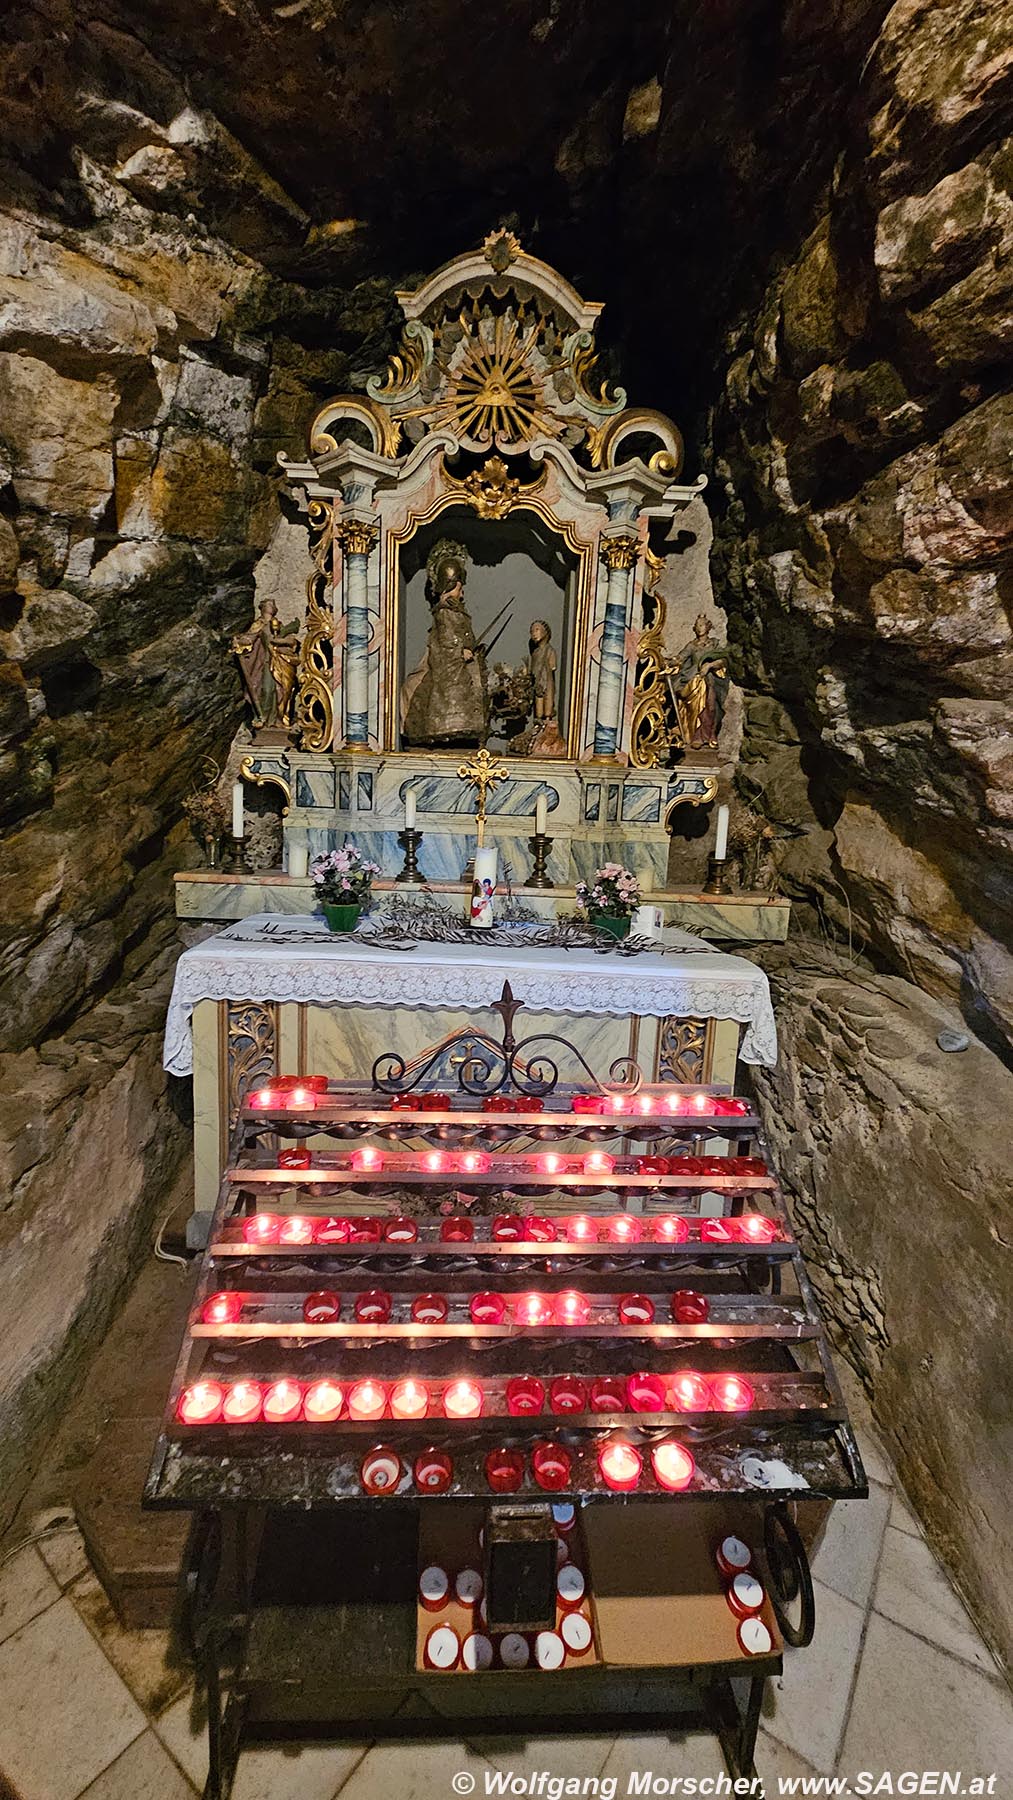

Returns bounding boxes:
[163,913,778,1077]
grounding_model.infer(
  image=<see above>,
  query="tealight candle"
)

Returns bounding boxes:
[561,1611,593,1656]
[531,1440,572,1492]
[443,1379,483,1419]
[419,1565,450,1610]
[422,1149,447,1173]
[391,1379,429,1420]
[248,1085,281,1111]
[651,1439,695,1491]
[469,1291,506,1325]
[455,1567,483,1606]
[348,1380,387,1421]
[626,1371,667,1412]
[414,1448,453,1493]
[279,1215,314,1246]
[462,1632,494,1671]
[278,1146,311,1170]
[384,1216,418,1243]
[582,1151,615,1175]
[524,1216,557,1243]
[282,1084,315,1110]
[178,1381,224,1425]
[440,1216,474,1243]
[552,1501,576,1533]
[243,1212,281,1245]
[554,1290,591,1326]
[314,1216,351,1244]
[513,1292,553,1327]
[506,1375,545,1416]
[263,1379,303,1423]
[663,1091,689,1113]
[390,1093,421,1111]
[691,1091,711,1113]
[485,1447,525,1492]
[666,1370,711,1412]
[303,1379,344,1422]
[711,1374,755,1412]
[411,1293,448,1324]
[549,1375,587,1415]
[222,1380,263,1424]
[589,1376,627,1413]
[618,1292,655,1325]
[654,1215,690,1244]
[360,1446,403,1495]
[727,1571,765,1619]
[348,1217,383,1244]
[537,1152,565,1176]
[700,1218,736,1244]
[354,1289,392,1323]
[460,1149,491,1174]
[556,1564,586,1609]
[572,1093,605,1114]
[302,1290,341,1324]
[607,1215,643,1244]
[635,1092,657,1115]
[637,1156,670,1176]
[737,1616,773,1657]
[599,1439,642,1492]
[534,1629,566,1670]
[351,1145,384,1172]
[491,1214,524,1241]
[565,1214,598,1242]
[716,1535,753,1579]
[607,1093,633,1115]
[499,1632,530,1668]
[201,1291,242,1326]
[738,1214,778,1244]
[671,1289,709,1324]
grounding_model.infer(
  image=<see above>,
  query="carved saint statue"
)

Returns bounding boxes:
[528,619,556,721]
[665,613,730,750]
[233,598,301,732]
[401,540,488,747]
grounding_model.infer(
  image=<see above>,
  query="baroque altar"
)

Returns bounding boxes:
[240,229,733,891]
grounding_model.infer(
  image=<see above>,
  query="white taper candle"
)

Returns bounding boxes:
[535,793,547,836]
[404,786,417,829]
[231,780,244,839]
[714,803,729,861]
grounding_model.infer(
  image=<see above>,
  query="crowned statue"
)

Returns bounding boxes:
[401,540,489,748]
[233,597,301,736]
[665,613,730,751]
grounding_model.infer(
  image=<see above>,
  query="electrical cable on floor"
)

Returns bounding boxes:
[154,1206,190,1267]
[0,1525,80,1576]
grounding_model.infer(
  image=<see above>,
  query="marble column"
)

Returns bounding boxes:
[337,517,379,750]
[593,534,639,760]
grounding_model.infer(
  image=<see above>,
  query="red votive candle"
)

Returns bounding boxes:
[626,1371,666,1412]
[178,1381,224,1425]
[421,1092,449,1111]
[282,1084,315,1110]
[263,1379,303,1423]
[348,1379,387,1421]
[482,1094,513,1112]
[248,1085,281,1110]
[565,1214,598,1242]
[411,1292,448,1324]
[635,1092,657,1115]
[348,1217,383,1244]
[485,1447,525,1493]
[201,1291,242,1326]
[589,1376,627,1413]
[422,1149,447,1173]
[572,1093,605,1114]
[514,1292,553,1327]
[384,1216,418,1243]
[700,1217,736,1244]
[315,1215,351,1244]
[537,1152,565,1176]
[279,1215,314,1246]
[556,1563,586,1609]
[654,1215,690,1244]
[390,1378,429,1420]
[303,1379,344,1422]
[607,1092,633,1115]
[443,1379,483,1419]
[554,1290,591,1326]
[690,1091,711,1114]
[359,1445,402,1494]
[414,1448,453,1493]
[599,1440,642,1492]
[583,1150,615,1175]
[440,1216,474,1243]
[549,1375,587,1415]
[354,1289,392,1323]
[506,1375,545,1416]
[222,1380,262,1424]
[637,1156,670,1176]
[351,1145,384,1172]
[524,1216,558,1243]
[492,1214,524,1241]
[470,1291,506,1326]
[618,1293,655,1326]
[607,1215,643,1244]
[663,1091,690,1114]
[651,1439,695,1491]
[738,1214,778,1244]
[667,1370,712,1412]
[303,1289,341,1324]
[711,1374,755,1412]
[276,1074,328,1093]
[671,1289,709,1324]
[278,1146,311,1170]
[460,1149,491,1174]
[243,1212,280,1245]
[520,1095,544,1113]
[531,1440,572,1491]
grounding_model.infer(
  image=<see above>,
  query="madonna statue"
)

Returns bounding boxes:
[401,540,488,747]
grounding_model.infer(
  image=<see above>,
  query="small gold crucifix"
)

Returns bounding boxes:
[457,747,508,847]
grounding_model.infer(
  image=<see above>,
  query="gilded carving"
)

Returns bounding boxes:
[226,1001,277,1133]
[238,755,292,815]
[336,518,379,557]
[444,453,546,519]
[658,1016,711,1085]
[295,498,335,752]
[600,535,639,572]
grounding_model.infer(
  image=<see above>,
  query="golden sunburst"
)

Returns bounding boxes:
[437,313,563,446]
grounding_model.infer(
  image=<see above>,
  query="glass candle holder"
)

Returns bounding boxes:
[618,1293,655,1326]
[351,1146,384,1172]
[589,1376,627,1413]
[554,1290,591,1326]
[354,1289,392,1324]
[242,1212,280,1246]
[443,1379,483,1419]
[178,1381,224,1426]
[506,1375,545,1416]
[383,1216,418,1244]
[469,1291,506,1326]
[700,1217,736,1244]
[303,1379,344,1423]
[303,1290,341,1325]
[671,1289,709,1324]
[348,1217,383,1244]
[348,1379,387,1421]
[654,1215,690,1244]
[414,1448,453,1493]
[651,1439,695,1491]
[222,1380,263,1424]
[626,1371,667,1412]
[263,1380,303,1424]
[564,1214,597,1243]
[390,1092,421,1110]
[485,1446,525,1493]
[549,1375,587,1415]
[572,1093,605,1114]
[637,1156,670,1176]
[606,1214,643,1244]
[482,1095,513,1112]
[737,1214,778,1244]
[200,1291,242,1326]
[278,1146,311,1170]
[459,1149,491,1175]
[513,1292,553,1327]
[536,1152,565,1177]
[359,1445,403,1494]
[279,1215,314,1246]
[391,1379,429,1420]
[248,1086,281,1111]
[598,1439,642,1492]
[440,1216,474,1243]
[411,1293,448,1325]
[531,1439,572,1492]
[666,1370,711,1412]
[491,1214,524,1241]
[422,1149,448,1173]
[420,1092,449,1111]
[711,1374,755,1412]
[524,1216,557,1242]
[314,1216,351,1244]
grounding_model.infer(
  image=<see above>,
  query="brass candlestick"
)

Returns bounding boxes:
[395,827,426,885]
[526,833,554,888]
[703,852,730,896]
[226,833,249,873]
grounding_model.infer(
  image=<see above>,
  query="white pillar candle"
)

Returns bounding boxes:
[714,803,730,861]
[470,846,498,929]
[404,786,417,829]
[535,793,547,836]
[287,842,308,879]
[231,780,244,839]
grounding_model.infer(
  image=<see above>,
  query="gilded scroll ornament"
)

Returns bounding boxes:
[294,499,335,752]
[444,453,546,519]
[238,755,292,816]
[658,1016,711,1085]
[226,1001,277,1132]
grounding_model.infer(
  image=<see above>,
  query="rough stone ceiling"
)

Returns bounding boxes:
[2,0,888,420]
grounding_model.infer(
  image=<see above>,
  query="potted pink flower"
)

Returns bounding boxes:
[575,863,642,940]
[311,843,381,932]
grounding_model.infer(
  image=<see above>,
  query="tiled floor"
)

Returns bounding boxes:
[0,1383,1009,1800]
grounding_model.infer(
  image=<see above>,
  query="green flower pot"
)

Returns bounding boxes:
[592,912,631,941]
[322,902,362,933]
